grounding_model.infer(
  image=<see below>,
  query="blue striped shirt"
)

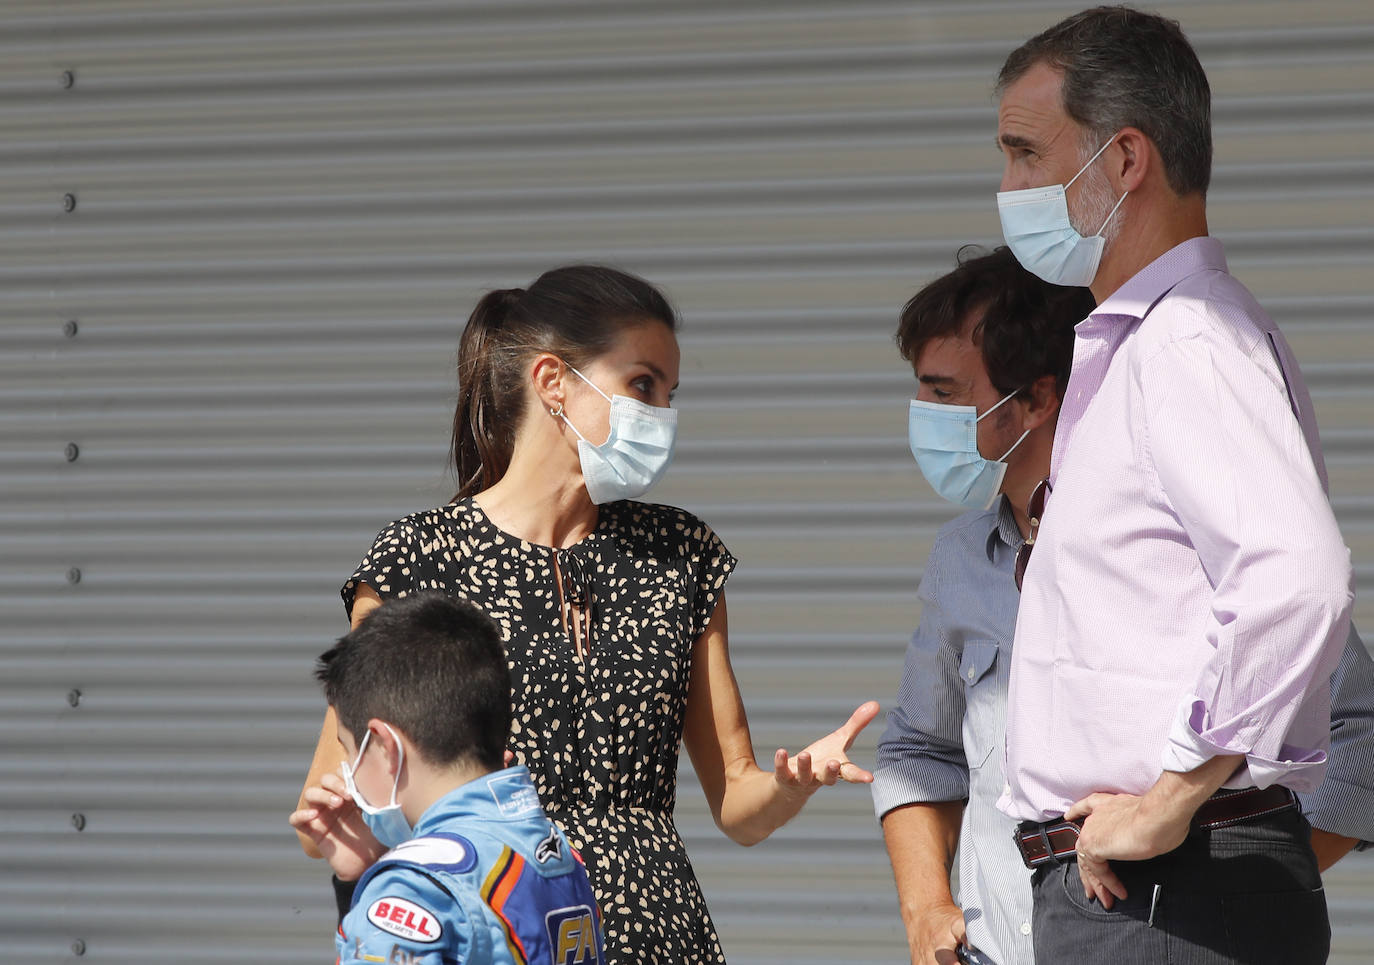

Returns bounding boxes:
[873,500,1032,965]
[874,498,1374,965]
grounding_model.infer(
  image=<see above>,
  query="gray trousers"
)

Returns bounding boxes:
[1030,807,1328,964]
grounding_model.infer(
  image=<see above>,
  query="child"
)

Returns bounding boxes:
[290,592,606,965]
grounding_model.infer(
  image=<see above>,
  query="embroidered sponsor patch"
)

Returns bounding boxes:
[366,896,443,944]
[546,905,599,964]
[534,827,564,864]
[488,771,542,817]
[386,945,425,964]
[351,938,387,963]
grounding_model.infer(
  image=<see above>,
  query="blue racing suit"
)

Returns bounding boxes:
[337,766,605,965]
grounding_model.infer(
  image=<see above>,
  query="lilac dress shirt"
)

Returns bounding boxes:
[1001,237,1354,822]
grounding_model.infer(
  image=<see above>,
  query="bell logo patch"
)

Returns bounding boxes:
[366,896,442,944]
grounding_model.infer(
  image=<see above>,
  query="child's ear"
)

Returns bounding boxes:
[367,719,407,775]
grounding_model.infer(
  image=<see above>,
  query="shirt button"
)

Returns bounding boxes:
[1003,784,1012,796]
[1021,922,1032,936]
[967,669,977,681]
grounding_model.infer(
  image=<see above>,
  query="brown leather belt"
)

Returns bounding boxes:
[1012,785,1297,870]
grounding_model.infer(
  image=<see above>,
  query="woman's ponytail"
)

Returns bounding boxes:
[451,288,523,499]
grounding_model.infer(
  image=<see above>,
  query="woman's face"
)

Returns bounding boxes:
[562,320,680,445]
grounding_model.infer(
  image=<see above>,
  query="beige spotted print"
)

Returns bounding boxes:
[343,498,736,964]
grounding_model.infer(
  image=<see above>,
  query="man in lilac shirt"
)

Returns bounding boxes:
[875,248,1373,965]
[992,8,1354,962]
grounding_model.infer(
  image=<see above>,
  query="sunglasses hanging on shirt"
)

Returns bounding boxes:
[1014,477,1051,592]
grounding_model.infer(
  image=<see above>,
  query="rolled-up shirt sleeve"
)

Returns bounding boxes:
[1144,330,1353,787]
[1299,625,1374,844]
[872,576,970,819]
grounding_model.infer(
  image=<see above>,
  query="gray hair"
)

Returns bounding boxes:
[996,6,1212,197]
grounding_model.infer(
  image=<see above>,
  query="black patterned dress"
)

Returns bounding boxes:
[342,497,736,964]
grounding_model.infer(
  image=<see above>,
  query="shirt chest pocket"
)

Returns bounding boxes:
[959,640,1002,770]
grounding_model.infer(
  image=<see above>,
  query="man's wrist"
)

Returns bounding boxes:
[1149,756,1241,814]
[1139,779,1204,829]
[896,884,959,931]
[903,900,963,958]
[1137,757,1239,845]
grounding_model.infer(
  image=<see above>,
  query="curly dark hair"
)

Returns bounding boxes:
[896,246,1095,400]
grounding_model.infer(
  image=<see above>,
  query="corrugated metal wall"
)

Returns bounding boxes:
[3,1,1371,961]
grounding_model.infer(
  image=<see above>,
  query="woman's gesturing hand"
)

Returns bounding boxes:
[771,700,881,792]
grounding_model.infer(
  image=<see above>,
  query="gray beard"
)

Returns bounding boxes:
[1067,161,1125,252]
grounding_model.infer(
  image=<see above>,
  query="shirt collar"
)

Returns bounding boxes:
[1082,236,1227,331]
[985,494,1024,562]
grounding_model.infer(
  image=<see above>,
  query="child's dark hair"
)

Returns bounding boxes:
[452,264,678,499]
[896,246,1095,400]
[316,592,510,771]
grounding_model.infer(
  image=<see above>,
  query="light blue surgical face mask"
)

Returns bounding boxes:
[908,391,1030,510]
[557,364,677,505]
[340,723,413,850]
[996,136,1128,287]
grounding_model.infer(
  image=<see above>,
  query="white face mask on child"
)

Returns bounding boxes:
[340,722,413,849]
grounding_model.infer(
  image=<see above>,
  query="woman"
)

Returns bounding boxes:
[295,265,877,964]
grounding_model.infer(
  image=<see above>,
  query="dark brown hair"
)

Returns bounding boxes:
[896,246,1095,400]
[317,592,510,770]
[996,6,1212,197]
[451,265,677,499]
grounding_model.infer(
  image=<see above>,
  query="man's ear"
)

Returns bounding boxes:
[529,353,567,415]
[1111,126,1152,194]
[1022,374,1062,432]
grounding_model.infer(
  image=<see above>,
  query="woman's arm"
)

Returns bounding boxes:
[682,594,879,846]
[294,584,384,857]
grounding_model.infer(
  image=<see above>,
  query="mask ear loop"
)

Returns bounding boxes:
[997,428,1033,462]
[341,724,405,812]
[551,400,590,443]
[977,388,1033,461]
[379,723,405,809]
[1064,135,1119,190]
[1093,190,1130,238]
[975,387,1024,424]
[553,362,612,445]
[1063,136,1130,239]
[565,363,613,403]
[348,728,372,773]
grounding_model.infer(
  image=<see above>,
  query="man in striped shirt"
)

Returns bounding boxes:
[873,246,1373,965]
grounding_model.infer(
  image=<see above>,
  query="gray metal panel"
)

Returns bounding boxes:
[1,1,1371,961]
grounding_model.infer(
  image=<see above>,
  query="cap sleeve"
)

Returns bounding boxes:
[341,517,422,619]
[690,524,737,639]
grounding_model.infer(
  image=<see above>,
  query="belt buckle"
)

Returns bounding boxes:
[1035,822,1058,866]
[1015,818,1080,869]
